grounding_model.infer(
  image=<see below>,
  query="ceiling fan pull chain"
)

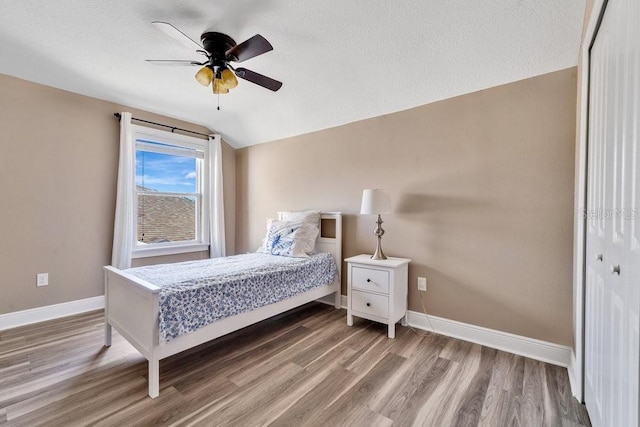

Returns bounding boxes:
[217,93,220,111]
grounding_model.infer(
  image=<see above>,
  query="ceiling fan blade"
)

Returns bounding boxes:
[226,35,273,62]
[234,67,282,91]
[145,60,204,66]
[151,21,202,50]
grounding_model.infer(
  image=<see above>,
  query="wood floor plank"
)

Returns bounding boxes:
[506,394,523,427]
[342,327,406,375]
[412,343,483,426]
[547,363,591,426]
[2,335,135,392]
[289,322,368,369]
[389,328,426,359]
[4,362,146,420]
[0,359,29,385]
[223,361,343,426]
[342,405,394,427]
[542,362,564,426]
[0,337,27,358]
[8,375,148,426]
[370,333,449,420]
[453,346,498,426]
[319,352,407,426]
[160,302,328,379]
[176,362,304,426]
[439,338,475,363]
[0,311,101,342]
[93,386,188,427]
[479,389,511,427]
[561,417,587,427]
[227,317,354,386]
[521,358,545,427]
[0,303,591,426]
[161,325,310,389]
[479,351,523,426]
[269,368,357,427]
[503,352,526,396]
[0,346,142,407]
[384,356,452,427]
[300,304,346,330]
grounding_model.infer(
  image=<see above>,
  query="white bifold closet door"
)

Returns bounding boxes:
[584,0,640,426]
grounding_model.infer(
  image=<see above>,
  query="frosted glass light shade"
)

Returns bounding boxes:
[195,66,214,86]
[213,79,229,94]
[220,68,238,89]
[360,189,391,215]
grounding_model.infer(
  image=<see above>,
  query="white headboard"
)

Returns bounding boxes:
[317,212,342,282]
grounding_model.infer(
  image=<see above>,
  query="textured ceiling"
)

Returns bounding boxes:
[0,0,585,148]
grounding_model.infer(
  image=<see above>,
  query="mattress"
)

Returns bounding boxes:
[125,252,338,342]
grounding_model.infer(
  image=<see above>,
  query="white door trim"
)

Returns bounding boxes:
[573,0,607,403]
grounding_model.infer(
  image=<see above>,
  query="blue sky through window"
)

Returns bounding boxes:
[136,150,197,193]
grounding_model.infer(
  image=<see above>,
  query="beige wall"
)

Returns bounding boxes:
[0,66,577,346]
[236,68,577,345]
[0,73,236,313]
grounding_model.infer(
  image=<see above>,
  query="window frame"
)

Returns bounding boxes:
[131,125,211,259]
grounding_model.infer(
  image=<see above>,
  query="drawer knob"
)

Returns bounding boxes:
[611,264,621,275]
[366,279,371,282]
[366,302,371,307]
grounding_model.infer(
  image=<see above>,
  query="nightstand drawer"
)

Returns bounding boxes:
[351,267,389,294]
[351,290,389,318]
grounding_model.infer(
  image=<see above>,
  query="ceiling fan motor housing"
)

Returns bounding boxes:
[201,32,238,65]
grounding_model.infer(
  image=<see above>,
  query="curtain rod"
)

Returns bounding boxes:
[113,113,210,138]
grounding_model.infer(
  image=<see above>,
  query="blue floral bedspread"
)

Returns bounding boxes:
[124,252,338,342]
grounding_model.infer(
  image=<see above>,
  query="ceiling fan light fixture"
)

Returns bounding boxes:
[213,79,229,94]
[220,68,238,89]
[150,22,282,95]
[195,66,214,86]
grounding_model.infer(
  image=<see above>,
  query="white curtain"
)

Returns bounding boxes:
[209,134,226,258]
[111,112,135,269]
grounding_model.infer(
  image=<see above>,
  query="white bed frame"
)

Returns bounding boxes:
[103,212,342,398]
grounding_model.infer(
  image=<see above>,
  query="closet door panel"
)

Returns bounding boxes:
[584,0,640,425]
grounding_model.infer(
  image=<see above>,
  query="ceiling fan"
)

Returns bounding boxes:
[147,21,282,97]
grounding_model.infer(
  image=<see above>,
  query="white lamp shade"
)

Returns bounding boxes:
[360,189,391,215]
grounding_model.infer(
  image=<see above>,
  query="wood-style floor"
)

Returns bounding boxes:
[0,303,590,426]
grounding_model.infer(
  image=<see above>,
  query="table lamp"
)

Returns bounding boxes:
[360,189,391,260]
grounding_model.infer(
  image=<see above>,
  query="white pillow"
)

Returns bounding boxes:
[279,210,321,229]
[291,222,319,254]
[257,219,317,258]
[279,210,321,252]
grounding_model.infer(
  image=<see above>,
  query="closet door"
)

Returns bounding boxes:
[584,0,640,426]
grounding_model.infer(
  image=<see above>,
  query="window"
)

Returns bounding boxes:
[132,126,210,258]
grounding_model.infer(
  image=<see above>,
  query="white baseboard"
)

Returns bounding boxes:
[0,296,104,332]
[405,310,572,368]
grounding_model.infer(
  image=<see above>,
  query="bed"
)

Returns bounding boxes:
[103,212,342,398]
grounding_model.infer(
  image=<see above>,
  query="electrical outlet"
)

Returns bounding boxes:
[417,276,427,291]
[37,273,49,287]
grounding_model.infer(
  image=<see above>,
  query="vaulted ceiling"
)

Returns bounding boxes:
[0,1,585,148]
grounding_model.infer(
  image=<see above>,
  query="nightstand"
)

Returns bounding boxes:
[345,254,411,338]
